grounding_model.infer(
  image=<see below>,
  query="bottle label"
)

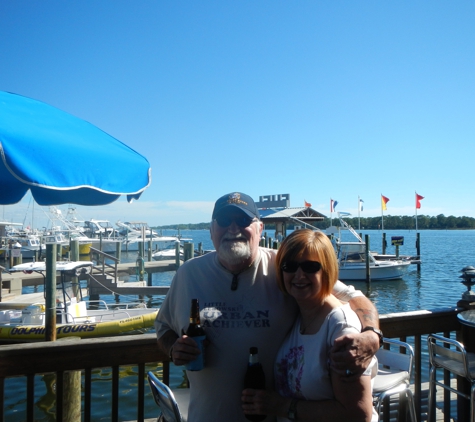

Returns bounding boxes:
[185,335,206,371]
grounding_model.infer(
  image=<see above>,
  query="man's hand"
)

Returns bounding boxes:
[170,335,204,366]
[329,330,379,380]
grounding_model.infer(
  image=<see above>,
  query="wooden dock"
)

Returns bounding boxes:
[0,259,177,304]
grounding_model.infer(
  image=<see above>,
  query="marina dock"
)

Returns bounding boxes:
[0,259,177,304]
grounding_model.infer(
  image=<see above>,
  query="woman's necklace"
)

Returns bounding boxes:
[299,312,321,334]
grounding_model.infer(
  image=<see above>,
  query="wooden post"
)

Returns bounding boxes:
[175,240,181,268]
[63,370,81,421]
[45,243,57,342]
[115,241,121,262]
[395,244,400,258]
[382,232,386,255]
[13,251,22,266]
[0,266,3,301]
[365,235,371,286]
[148,229,153,261]
[137,244,145,282]
[416,232,421,272]
[184,243,194,262]
[58,337,82,421]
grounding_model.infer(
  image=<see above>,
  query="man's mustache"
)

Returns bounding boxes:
[221,233,247,241]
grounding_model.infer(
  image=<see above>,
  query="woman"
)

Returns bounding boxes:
[242,229,377,422]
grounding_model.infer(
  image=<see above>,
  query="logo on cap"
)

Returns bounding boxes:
[227,193,248,206]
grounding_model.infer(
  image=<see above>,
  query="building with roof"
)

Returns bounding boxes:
[255,194,326,238]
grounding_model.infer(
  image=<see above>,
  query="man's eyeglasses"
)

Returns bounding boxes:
[281,261,322,274]
[215,215,256,228]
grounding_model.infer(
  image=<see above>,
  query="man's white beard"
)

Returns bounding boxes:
[218,234,252,267]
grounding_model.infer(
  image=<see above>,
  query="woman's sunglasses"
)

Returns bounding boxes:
[281,260,322,274]
[215,215,256,228]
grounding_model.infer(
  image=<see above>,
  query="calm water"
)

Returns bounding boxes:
[5,229,475,420]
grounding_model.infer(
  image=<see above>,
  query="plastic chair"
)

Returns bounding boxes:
[427,333,475,422]
[373,338,417,422]
[147,371,189,422]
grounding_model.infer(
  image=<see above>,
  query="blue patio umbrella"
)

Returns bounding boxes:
[0,91,151,342]
[0,91,151,206]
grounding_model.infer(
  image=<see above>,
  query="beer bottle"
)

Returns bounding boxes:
[244,347,266,421]
[184,298,206,371]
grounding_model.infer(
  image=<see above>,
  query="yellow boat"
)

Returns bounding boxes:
[0,302,158,341]
[3,261,157,341]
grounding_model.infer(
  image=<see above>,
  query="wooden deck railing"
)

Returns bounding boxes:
[0,307,464,421]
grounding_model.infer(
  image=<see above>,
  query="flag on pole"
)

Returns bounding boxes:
[416,192,424,209]
[304,200,312,207]
[330,199,338,212]
[381,195,390,211]
[359,199,364,212]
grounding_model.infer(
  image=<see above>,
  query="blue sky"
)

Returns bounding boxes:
[1,1,474,228]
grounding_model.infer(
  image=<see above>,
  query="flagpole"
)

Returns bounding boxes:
[415,191,418,232]
[358,196,361,231]
[330,198,332,227]
[381,194,384,231]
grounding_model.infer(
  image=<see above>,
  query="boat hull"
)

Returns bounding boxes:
[338,261,411,281]
[0,309,158,341]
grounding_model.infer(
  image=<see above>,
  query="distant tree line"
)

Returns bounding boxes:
[155,214,475,231]
[153,222,210,230]
[312,214,475,230]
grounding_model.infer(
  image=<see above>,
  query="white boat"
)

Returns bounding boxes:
[117,221,190,253]
[6,233,43,259]
[2,223,44,259]
[2,261,158,341]
[330,214,411,281]
[152,245,184,261]
[82,219,117,238]
[77,219,120,253]
[336,241,411,281]
[152,242,210,261]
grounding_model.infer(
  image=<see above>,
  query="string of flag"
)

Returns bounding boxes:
[302,193,424,212]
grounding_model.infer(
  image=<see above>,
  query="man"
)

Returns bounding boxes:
[155,192,381,422]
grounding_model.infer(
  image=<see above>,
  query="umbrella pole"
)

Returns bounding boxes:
[45,244,57,341]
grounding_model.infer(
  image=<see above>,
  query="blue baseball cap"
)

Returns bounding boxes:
[212,192,260,220]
